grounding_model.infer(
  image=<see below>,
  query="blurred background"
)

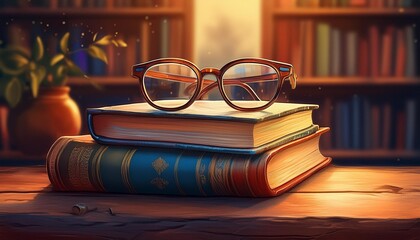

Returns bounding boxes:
[0,0,419,163]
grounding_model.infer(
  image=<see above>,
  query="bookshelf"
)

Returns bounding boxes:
[0,0,193,159]
[263,0,420,161]
[0,0,193,76]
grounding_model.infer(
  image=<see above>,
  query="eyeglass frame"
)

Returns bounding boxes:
[131,57,297,112]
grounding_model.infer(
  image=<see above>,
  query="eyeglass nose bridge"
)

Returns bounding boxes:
[196,68,222,100]
[200,68,221,76]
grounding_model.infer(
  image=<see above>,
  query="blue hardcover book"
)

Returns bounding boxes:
[87,100,320,154]
[47,128,331,197]
[405,99,416,150]
[362,97,371,149]
[341,101,351,149]
[351,94,362,149]
[333,101,343,149]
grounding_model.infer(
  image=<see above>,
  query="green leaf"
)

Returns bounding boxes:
[35,65,46,82]
[111,39,119,47]
[29,71,41,98]
[0,46,30,58]
[116,39,127,47]
[94,35,112,45]
[32,36,44,61]
[84,75,103,90]
[50,54,65,66]
[60,32,70,53]
[88,45,108,64]
[0,51,29,75]
[5,78,22,107]
[64,58,86,77]
[52,64,68,85]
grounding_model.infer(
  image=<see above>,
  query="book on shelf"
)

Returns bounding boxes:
[380,25,394,77]
[272,18,418,78]
[330,27,342,76]
[276,19,291,62]
[362,97,371,149]
[345,30,358,76]
[0,105,10,152]
[47,128,331,197]
[70,28,89,73]
[368,24,380,78]
[303,20,315,77]
[358,34,369,77]
[87,100,319,154]
[405,99,416,150]
[328,96,418,151]
[315,22,330,76]
[290,20,304,77]
[140,19,150,62]
[394,28,406,77]
[404,25,416,77]
[382,102,392,149]
[283,0,418,7]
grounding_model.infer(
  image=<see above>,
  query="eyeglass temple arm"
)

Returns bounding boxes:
[285,66,297,89]
[144,70,295,86]
[197,81,261,101]
[143,68,296,98]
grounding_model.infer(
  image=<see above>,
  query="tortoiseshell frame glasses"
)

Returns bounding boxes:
[131,58,297,112]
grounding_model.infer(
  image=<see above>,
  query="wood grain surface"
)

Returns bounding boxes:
[0,165,419,239]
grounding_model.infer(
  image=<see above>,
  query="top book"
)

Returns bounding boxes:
[87,100,319,154]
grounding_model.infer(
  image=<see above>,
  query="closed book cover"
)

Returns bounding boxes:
[47,128,331,197]
[87,100,319,154]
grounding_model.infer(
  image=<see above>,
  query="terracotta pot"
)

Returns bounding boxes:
[12,86,81,155]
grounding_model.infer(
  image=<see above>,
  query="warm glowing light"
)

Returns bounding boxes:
[194,0,261,68]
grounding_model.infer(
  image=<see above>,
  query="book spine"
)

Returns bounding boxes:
[345,30,358,76]
[303,20,314,77]
[330,27,341,76]
[0,105,10,151]
[405,25,416,77]
[405,99,416,150]
[47,137,272,197]
[276,19,291,62]
[316,22,330,76]
[369,25,380,77]
[351,95,362,149]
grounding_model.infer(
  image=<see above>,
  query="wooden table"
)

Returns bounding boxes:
[0,165,419,239]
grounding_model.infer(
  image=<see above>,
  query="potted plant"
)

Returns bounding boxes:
[0,32,126,155]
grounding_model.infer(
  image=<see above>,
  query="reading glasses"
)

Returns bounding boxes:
[131,58,297,112]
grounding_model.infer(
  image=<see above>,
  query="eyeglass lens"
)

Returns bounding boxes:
[221,63,278,109]
[143,63,199,108]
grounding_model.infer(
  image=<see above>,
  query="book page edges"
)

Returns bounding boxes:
[89,123,319,155]
[270,157,331,197]
[88,101,319,123]
[260,128,331,196]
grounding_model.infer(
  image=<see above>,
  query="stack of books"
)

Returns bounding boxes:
[46,100,331,197]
